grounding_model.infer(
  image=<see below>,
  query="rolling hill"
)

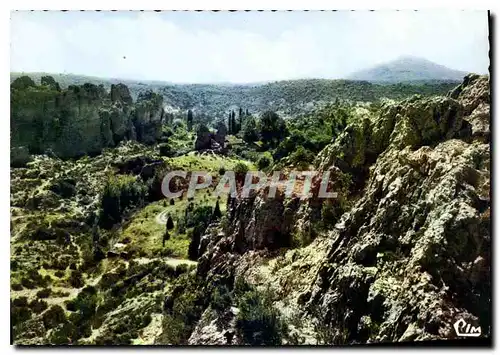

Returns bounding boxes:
[347,56,468,83]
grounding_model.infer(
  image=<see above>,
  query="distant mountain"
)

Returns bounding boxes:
[347,56,468,83]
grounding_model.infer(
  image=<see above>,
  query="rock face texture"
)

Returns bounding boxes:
[194,122,227,152]
[191,75,490,344]
[303,74,490,343]
[10,76,165,159]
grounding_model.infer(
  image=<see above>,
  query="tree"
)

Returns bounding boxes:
[238,107,243,131]
[228,112,232,134]
[166,216,174,230]
[41,76,61,91]
[187,110,194,131]
[242,116,258,143]
[11,75,36,90]
[260,111,287,147]
[257,154,272,170]
[231,110,238,133]
[212,200,222,220]
[234,162,249,184]
[231,116,237,134]
[188,226,202,260]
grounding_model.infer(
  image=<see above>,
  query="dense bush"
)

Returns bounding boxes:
[161,274,207,344]
[36,288,52,299]
[30,299,48,314]
[42,305,67,330]
[99,175,147,228]
[234,279,287,346]
[259,111,287,147]
[233,162,249,183]
[159,143,174,157]
[10,146,32,167]
[210,284,232,313]
[256,154,273,171]
[289,146,315,170]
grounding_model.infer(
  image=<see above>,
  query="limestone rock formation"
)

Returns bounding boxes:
[10,79,164,160]
[194,122,227,152]
[191,75,491,344]
[131,90,165,145]
[306,75,490,343]
[110,83,133,105]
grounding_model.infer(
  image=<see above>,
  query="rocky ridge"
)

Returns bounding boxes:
[188,74,490,344]
[10,77,166,160]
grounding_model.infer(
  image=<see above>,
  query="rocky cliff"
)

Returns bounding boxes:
[10,77,165,160]
[188,74,490,344]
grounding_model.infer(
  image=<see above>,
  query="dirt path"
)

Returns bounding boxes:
[134,256,197,268]
[155,209,170,225]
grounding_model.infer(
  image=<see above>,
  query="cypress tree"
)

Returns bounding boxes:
[231,110,236,132]
[238,107,243,132]
[187,109,193,130]
[212,200,222,220]
[231,116,237,134]
[166,216,174,230]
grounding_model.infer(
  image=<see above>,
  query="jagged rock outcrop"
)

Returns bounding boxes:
[192,75,490,344]
[10,79,165,159]
[449,74,490,142]
[194,123,227,152]
[110,83,133,105]
[304,75,490,343]
[131,90,165,145]
[188,307,240,345]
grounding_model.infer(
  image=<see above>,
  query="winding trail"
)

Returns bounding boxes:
[155,209,170,225]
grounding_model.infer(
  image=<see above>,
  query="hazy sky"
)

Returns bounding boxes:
[10,10,490,83]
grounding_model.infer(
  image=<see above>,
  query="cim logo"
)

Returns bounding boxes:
[453,318,482,337]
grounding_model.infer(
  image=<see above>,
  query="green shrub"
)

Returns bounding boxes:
[36,287,52,299]
[10,146,32,168]
[234,161,249,184]
[99,174,147,228]
[30,299,48,314]
[43,305,67,329]
[48,322,77,345]
[257,154,273,171]
[11,305,32,326]
[161,274,207,345]
[69,270,84,288]
[235,283,287,346]
[159,143,174,157]
[234,162,249,175]
[289,146,315,170]
[12,297,29,308]
[71,286,98,319]
[210,285,232,313]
